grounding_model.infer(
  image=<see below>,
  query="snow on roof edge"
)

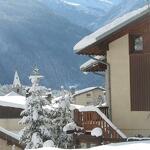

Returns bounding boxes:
[80,56,105,71]
[74,5,149,52]
[0,101,25,109]
[0,95,25,109]
[5,91,21,96]
[0,127,19,140]
[78,106,127,138]
[73,86,105,97]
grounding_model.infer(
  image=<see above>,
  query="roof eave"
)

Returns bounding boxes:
[74,7,150,55]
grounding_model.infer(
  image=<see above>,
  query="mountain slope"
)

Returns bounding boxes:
[90,0,147,29]
[0,0,103,88]
[38,0,114,30]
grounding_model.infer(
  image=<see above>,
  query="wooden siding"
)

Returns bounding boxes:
[0,106,23,118]
[129,17,150,111]
[130,53,150,111]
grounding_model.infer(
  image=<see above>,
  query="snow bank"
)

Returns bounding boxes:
[91,127,102,137]
[26,140,150,150]
[74,5,149,52]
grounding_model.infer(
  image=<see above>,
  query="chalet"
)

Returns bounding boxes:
[74,5,150,137]
[72,87,105,106]
[0,91,25,130]
[0,91,25,149]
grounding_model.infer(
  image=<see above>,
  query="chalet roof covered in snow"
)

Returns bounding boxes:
[0,92,25,109]
[74,5,150,54]
[5,91,21,96]
[73,86,105,97]
[80,56,107,72]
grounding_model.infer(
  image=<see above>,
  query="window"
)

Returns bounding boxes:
[130,35,144,52]
[134,36,143,51]
[86,93,91,97]
[17,89,19,93]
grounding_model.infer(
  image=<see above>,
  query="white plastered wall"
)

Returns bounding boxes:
[73,89,104,106]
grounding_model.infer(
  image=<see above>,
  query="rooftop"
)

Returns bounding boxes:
[73,86,105,97]
[74,5,150,53]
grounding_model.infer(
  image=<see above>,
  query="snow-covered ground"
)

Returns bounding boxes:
[27,140,150,150]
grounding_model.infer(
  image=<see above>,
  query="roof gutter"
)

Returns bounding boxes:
[89,56,112,120]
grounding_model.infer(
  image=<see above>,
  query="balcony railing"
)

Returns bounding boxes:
[74,107,125,141]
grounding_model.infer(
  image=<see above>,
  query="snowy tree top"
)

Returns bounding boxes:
[29,66,44,91]
[31,65,41,76]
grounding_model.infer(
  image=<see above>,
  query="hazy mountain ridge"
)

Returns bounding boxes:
[38,0,114,30]
[0,0,147,89]
[0,0,103,88]
[89,0,147,29]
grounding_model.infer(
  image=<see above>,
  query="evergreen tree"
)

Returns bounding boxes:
[51,86,73,148]
[19,67,52,149]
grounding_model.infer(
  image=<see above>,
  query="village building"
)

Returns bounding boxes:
[74,5,150,137]
[72,87,105,106]
[0,91,25,149]
[0,91,25,131]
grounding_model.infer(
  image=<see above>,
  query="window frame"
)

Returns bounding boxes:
[129,34,144,53]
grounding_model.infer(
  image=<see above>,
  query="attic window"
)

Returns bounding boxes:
[86,93,91,97]
[133,35,143,51]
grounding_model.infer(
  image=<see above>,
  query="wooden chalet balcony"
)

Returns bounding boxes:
[73,106,126,145]
[97,106,109,118]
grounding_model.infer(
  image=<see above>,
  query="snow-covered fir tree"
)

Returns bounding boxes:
[51,86,73,148]
[19,66,52,149]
